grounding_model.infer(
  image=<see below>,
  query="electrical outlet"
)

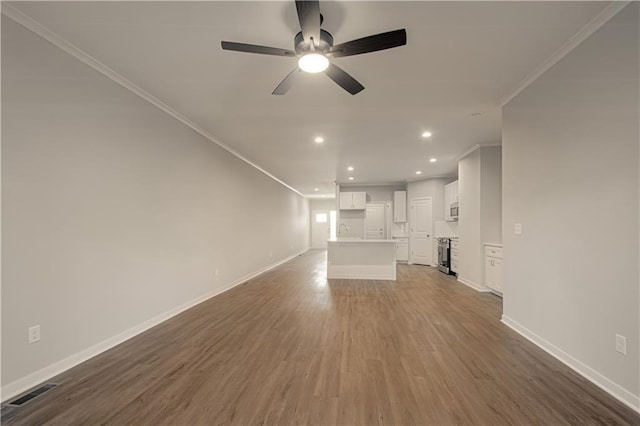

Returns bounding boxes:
[616,334,627,355]
[28,325,40,344]
[269,251,273,258]
[514,223,522,235]
[215,268,220,276]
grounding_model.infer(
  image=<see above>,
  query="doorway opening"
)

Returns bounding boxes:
[409,197,433,265]
[312,210,337,248]
[365,203,386,239]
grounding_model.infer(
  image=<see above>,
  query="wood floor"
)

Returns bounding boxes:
[3,250,639,425]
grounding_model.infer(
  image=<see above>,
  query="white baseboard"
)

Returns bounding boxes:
[1,249,309,403]
[457,275,492,292]
[501,315,640,413]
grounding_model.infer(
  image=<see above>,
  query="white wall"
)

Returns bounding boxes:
[309,198,337,244]
[309,198,337,212]
[1,17,309,394]
[407,178,453,229]
[481,147,502,244]
[337,210,364,238]
[502,3,639,409]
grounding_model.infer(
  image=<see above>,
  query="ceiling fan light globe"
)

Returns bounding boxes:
[298,53,329,73]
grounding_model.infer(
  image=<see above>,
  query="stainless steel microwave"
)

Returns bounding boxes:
[450,202,459,220]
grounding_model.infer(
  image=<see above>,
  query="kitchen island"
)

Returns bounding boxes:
[327,238,396,280]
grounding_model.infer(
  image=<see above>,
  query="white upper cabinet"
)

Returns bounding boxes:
[340,191,367,210]
[339,192,352,210]
[352,192,366,209]
[393,191,407,222]
[444,180,459,221]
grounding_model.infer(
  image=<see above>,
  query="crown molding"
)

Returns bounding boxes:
[456,143,501,161]
[405,174,457,183]
[457,144,482,160]
[499,1,631,107]
[1,3,303,197]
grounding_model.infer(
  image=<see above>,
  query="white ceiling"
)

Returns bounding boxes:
[7,1,611,197]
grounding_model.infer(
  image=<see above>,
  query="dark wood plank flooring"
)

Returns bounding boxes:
[3,249,639,425]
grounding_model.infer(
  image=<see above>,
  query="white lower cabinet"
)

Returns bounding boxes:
[484,244,503,294]
[450,238,459,274]
[395,238,409,262]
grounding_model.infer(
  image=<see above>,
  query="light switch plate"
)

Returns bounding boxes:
[28,325,40,344]
[514,223,522,235]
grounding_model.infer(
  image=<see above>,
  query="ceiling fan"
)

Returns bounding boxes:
[221,0,407,95]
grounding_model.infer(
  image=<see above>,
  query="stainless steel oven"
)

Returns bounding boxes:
[437,238,451,274]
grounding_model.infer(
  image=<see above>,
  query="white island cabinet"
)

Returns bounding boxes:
[327,239,396,280]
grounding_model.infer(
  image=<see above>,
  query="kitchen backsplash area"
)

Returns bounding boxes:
[435,220,458,238]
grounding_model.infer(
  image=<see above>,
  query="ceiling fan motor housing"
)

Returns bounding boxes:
[294,29,334,55]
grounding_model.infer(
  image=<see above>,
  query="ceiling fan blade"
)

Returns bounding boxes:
[272,68,301,95]
[295,0,321,46]
[329,29,407,58]
[325,63,364,95]
[221,41,296,57]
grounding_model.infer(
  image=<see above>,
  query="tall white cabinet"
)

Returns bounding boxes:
[393,191,407,222]
[444,180,458,221]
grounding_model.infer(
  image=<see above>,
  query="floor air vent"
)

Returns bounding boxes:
[7,383,58,406]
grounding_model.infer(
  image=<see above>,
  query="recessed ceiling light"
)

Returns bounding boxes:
[314,187,319,192]
[314,136,324,143]
[429,158,437,163]
[422,131,432,138]
[348,177,354,181]
[347,166,354,171]
[415,171,422,175]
